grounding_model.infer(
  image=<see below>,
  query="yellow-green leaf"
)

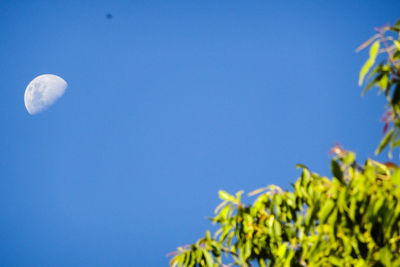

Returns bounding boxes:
[218,190,235,202]
[319,199,335,223]
[359,40,380,86]
[393,168,400,186]
[394,40,400,50]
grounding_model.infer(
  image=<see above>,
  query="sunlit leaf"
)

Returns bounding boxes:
[394,40,400,50]
[319,199,335,223]
[218,190,236,202]
[392,168,400,186]
[203,250,213,267]
[359,40,380,86]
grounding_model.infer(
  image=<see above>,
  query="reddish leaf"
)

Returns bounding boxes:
[383,123,389,134]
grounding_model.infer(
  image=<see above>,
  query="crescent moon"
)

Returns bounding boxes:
[24,74,68,115]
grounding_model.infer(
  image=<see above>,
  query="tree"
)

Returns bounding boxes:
[169,19,400,267]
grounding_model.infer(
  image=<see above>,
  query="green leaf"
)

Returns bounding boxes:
[375,128,394,155]
[331,160,343,183]
[379,246,391,266]
[217,205,230,220]
[277,243,288,258]
[177,254,185,267]
[203,250,213,267]
[349,197,357,221]
[295,163,308,169]
[244,240,252,260]
[226,231,235,250]
[235,191,244,202]
[377,74,389,90]
[373,198,385,216]
[361,76,379,95]
[392,137,400,149]
[184,251,191,266]
[368,40,380,61]
[319,199,335,223]
[371,160,390,175]
[394,40,400,50]
[342,151,356,165]
[258,259,267,267]
[218,190,235,202]
[214,200,228,214]
[273,220,282,239]
[328,256,342,266]
[205,230,211,241]
[393,168,400,186]
[359,40,380,86]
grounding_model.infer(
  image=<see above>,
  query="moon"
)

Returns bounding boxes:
[24,74,68,115]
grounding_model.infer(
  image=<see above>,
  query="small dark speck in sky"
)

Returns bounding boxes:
[106,13,113,19]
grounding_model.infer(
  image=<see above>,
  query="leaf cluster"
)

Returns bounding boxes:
[170,19,400,267]
[358,19,400,156]
[170,150,400,266]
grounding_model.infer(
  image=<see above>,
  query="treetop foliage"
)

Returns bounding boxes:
[358,19,400,157]
[169,19,400,267]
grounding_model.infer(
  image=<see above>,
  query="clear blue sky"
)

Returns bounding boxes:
[0,0,399,266]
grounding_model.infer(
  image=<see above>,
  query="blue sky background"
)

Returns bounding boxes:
[1,0,399,266]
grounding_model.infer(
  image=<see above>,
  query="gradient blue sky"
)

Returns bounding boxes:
[1,1,399,266]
